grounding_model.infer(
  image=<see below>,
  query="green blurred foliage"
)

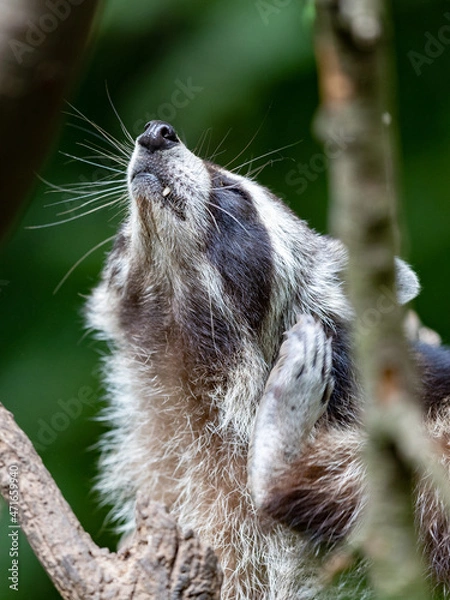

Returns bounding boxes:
[1,0,450,598]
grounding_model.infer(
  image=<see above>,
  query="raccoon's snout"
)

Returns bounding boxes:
[137,120,180,153]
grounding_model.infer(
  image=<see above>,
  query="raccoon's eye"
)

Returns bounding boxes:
[228,186,247,199]
[214,174,250,202]
[219,179,247,199]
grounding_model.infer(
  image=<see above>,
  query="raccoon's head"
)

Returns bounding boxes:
[127,120,290,335]
[127,120,279,265]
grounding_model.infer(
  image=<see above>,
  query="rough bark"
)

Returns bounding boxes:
[0,0,101,244]
[313,1,450,598]
[0,403,222,599]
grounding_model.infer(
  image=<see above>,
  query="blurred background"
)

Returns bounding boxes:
[1,0,449,597]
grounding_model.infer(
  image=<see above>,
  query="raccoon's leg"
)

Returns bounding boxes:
[249,315,366,545]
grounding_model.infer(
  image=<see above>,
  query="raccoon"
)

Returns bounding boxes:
[86,120,450,599]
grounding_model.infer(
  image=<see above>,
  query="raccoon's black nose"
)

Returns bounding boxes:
[137,120,180,152]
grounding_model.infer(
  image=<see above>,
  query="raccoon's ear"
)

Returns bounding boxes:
[395,257,420,305]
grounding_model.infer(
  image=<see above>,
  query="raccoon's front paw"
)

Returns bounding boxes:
[249,316,334,507]
[272,315,334,427]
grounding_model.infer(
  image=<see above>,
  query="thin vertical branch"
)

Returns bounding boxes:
[313,1,441,597]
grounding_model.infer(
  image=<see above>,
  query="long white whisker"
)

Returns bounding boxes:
[44,181,127,205]
[27,199,121,229]
[44,186,126,206]
[109,201,129,223]
[106,84,135,145]
[222,121,266,171]
[37,173,126,195]
[76,141,131,166]
[65,122,131,155]
[208,128,232,162]
[56,188,126,215]
[233,141,301,175]
[59,152,124,174]
[245,157,286,180]
[64,109,128,153]
[76,155,128,171]
[194,128,212,157]
[53,235,116,294]
[78,140,133,164]
[64,103,131,156]
[55,178,125,191]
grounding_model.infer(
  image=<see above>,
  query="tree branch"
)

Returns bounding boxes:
[0,403,222,599]
[314,0,450,597]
